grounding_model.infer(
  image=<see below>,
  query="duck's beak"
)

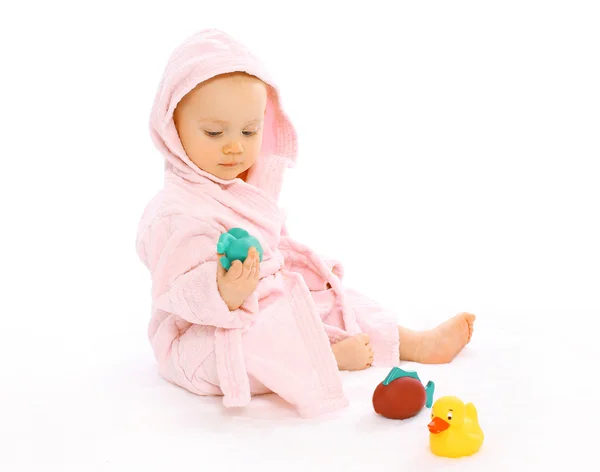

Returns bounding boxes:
[428,417,450,434]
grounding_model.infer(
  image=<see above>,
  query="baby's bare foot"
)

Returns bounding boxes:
[331,334,374,371]
[399,313,476,364]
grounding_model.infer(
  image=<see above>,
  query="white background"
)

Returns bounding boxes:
[1,0,598,470]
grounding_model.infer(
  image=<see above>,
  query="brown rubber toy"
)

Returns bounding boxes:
[372,367,435,420]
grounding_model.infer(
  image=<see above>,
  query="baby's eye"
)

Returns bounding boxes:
[204,131,223,137]
[447,411,453,421]
[242,130,258,136]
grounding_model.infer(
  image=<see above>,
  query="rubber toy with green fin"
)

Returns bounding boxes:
[383,367,436,408]
[371,366,436,420]
[217,228,264,270]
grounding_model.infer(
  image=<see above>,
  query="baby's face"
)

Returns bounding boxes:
[174,73,267,181]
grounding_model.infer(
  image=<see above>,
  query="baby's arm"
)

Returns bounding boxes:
[139,215,257,328]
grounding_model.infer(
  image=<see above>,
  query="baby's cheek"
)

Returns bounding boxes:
[206,142,224,164]
[248,144,261,159]
[188,140,220,169]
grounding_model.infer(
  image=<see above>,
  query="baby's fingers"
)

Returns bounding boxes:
[242,252,255,280]
[251,247,261,264]
[226,260,244,281]
[216,254,227,279]
[251,258,260,281]
[253,250,261,280]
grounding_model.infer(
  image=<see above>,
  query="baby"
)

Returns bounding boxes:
[136,29,475,418]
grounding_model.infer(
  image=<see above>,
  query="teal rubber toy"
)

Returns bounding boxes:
[382,367,435,408]
[217,228,264,270]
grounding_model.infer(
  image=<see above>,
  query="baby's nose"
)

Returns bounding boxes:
[223,141,243,155]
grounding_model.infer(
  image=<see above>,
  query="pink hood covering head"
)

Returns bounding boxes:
[149,29,298,201]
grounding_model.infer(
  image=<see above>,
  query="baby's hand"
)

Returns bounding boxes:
[216,247,260,311]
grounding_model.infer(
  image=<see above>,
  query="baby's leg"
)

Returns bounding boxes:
[149,318,224,396]
[330,288,475,365]
[151,296,349,418]
[398,313,475,364]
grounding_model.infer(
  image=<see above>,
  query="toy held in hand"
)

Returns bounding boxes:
[372,367,435,420]
[217,228,264,270]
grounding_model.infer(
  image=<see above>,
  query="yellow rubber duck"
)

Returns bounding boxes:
[427,396,484,458]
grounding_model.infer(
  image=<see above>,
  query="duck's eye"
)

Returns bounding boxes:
[447,411,453,421]
[431,413,434,418]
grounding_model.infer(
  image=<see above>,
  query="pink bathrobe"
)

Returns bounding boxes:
[136,29,400,417]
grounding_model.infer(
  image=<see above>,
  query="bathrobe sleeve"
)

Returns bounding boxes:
[138,214,257,329]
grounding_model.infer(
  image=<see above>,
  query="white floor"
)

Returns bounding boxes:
[3,3,599,470]
[1,309,591,471]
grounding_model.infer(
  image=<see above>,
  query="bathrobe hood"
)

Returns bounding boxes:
[149,28,298,201]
